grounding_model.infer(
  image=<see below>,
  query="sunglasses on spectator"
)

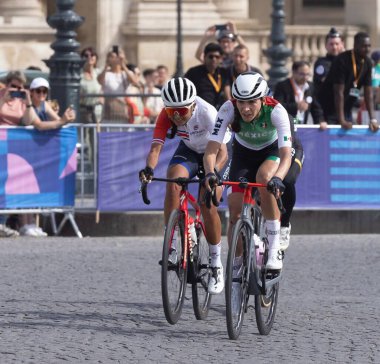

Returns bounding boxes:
[165,105,192,119]
[207,54,221,60]
[9,84,22,90]
[33,88,48,95]
[82,53,93,58]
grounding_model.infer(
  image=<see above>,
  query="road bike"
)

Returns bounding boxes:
[208,180,284,339]
[140,177,212,324]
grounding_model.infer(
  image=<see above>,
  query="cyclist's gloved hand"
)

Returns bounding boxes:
[204,172,219,191]
[139,166,154,183]
[267,176,285,198]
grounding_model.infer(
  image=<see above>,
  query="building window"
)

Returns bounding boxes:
[303,0,344,6]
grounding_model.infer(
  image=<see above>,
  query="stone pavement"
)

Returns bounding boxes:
[0,235,379,363]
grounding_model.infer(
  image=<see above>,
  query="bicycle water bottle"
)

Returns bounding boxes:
[253,234,264,266]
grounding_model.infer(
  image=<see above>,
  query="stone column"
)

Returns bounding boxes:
[0,0,54,71]
[213,0,249,19]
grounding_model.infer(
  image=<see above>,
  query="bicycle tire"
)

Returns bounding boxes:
[161,210,188,324]
[191,224,212,320]
[225,219,250,340]
[254,278,279,335]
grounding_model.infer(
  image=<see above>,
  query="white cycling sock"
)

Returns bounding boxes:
[209,241,222,267]
[265,219,281,251]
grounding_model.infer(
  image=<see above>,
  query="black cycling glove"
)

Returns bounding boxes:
[139,166,154,181]
[205,172,219,189]
[267,176,285,195]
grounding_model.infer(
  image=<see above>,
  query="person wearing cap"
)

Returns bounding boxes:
[313,27,345,129]
[29,77,76,130]
[195,21,247,68]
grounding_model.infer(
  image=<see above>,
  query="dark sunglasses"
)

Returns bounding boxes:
[82,53,93,58]
[34,88,48,95]
[207,54,221,60]
[10,84,22,90]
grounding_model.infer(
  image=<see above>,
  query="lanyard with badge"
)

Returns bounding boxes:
[207,72,222,93]
[349,50,364,98]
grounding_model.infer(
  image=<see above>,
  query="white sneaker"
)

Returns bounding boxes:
[208,265,224,295]
[19,224,39,237]
[0,224,19,237]
[280,224,291,251]
[32,226,48,237]
[266,249,283,270]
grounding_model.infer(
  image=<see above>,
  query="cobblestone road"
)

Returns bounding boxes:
[0,235,379,363]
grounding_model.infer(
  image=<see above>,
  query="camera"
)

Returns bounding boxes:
[10,90,26,99]
[112,45,119,55]
[215,24,227,31]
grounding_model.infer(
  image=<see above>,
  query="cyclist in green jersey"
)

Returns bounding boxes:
[203,72,292,270]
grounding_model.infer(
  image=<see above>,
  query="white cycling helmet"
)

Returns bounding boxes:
[161,77,197,107]
[232,72,268,101]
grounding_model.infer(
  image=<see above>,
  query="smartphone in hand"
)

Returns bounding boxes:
[112,45,119,55]
[215,24,227,31]
[10,91,26,99]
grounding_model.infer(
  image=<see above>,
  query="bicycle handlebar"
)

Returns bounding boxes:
[205,180,286,214]
[139,177,201,205]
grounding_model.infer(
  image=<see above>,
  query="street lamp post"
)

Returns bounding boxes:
[44,0,84,119]
[264,0,292,90]
[174,0,184,77]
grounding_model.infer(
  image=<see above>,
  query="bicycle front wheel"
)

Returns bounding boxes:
[254,272,279,335]
[191,224,211,320]
[161,210,188,324]
[225,219,250,340]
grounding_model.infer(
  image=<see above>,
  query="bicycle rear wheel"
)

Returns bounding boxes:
[225,219,250,340]
[191,224,211,320]
[161,210,187,324]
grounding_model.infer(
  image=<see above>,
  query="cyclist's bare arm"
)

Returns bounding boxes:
[203,140,221,189]
[215,142,228,172]
[146,142,163,170]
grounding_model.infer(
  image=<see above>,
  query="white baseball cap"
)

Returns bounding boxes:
[30,77,50,90]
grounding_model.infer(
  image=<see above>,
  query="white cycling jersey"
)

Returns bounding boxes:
[153,96,231,153]
[209,98,292,150]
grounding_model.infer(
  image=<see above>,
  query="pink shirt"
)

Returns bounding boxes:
[0,89,26,126]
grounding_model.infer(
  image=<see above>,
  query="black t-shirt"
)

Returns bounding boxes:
[184,65,229,110]
[313,54,336,97]
[319,50,372,117]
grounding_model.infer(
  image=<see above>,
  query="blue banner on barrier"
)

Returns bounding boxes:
[0,127,77,208]
[97,128,380,211]
[296,128,380,209]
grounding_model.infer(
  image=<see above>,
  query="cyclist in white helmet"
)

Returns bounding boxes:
[203,72,292,271]
[139,77,232,294]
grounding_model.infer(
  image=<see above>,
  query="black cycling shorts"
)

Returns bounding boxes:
[229,139,279,190]
[169,140,232,179]
[284,137,304,185]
